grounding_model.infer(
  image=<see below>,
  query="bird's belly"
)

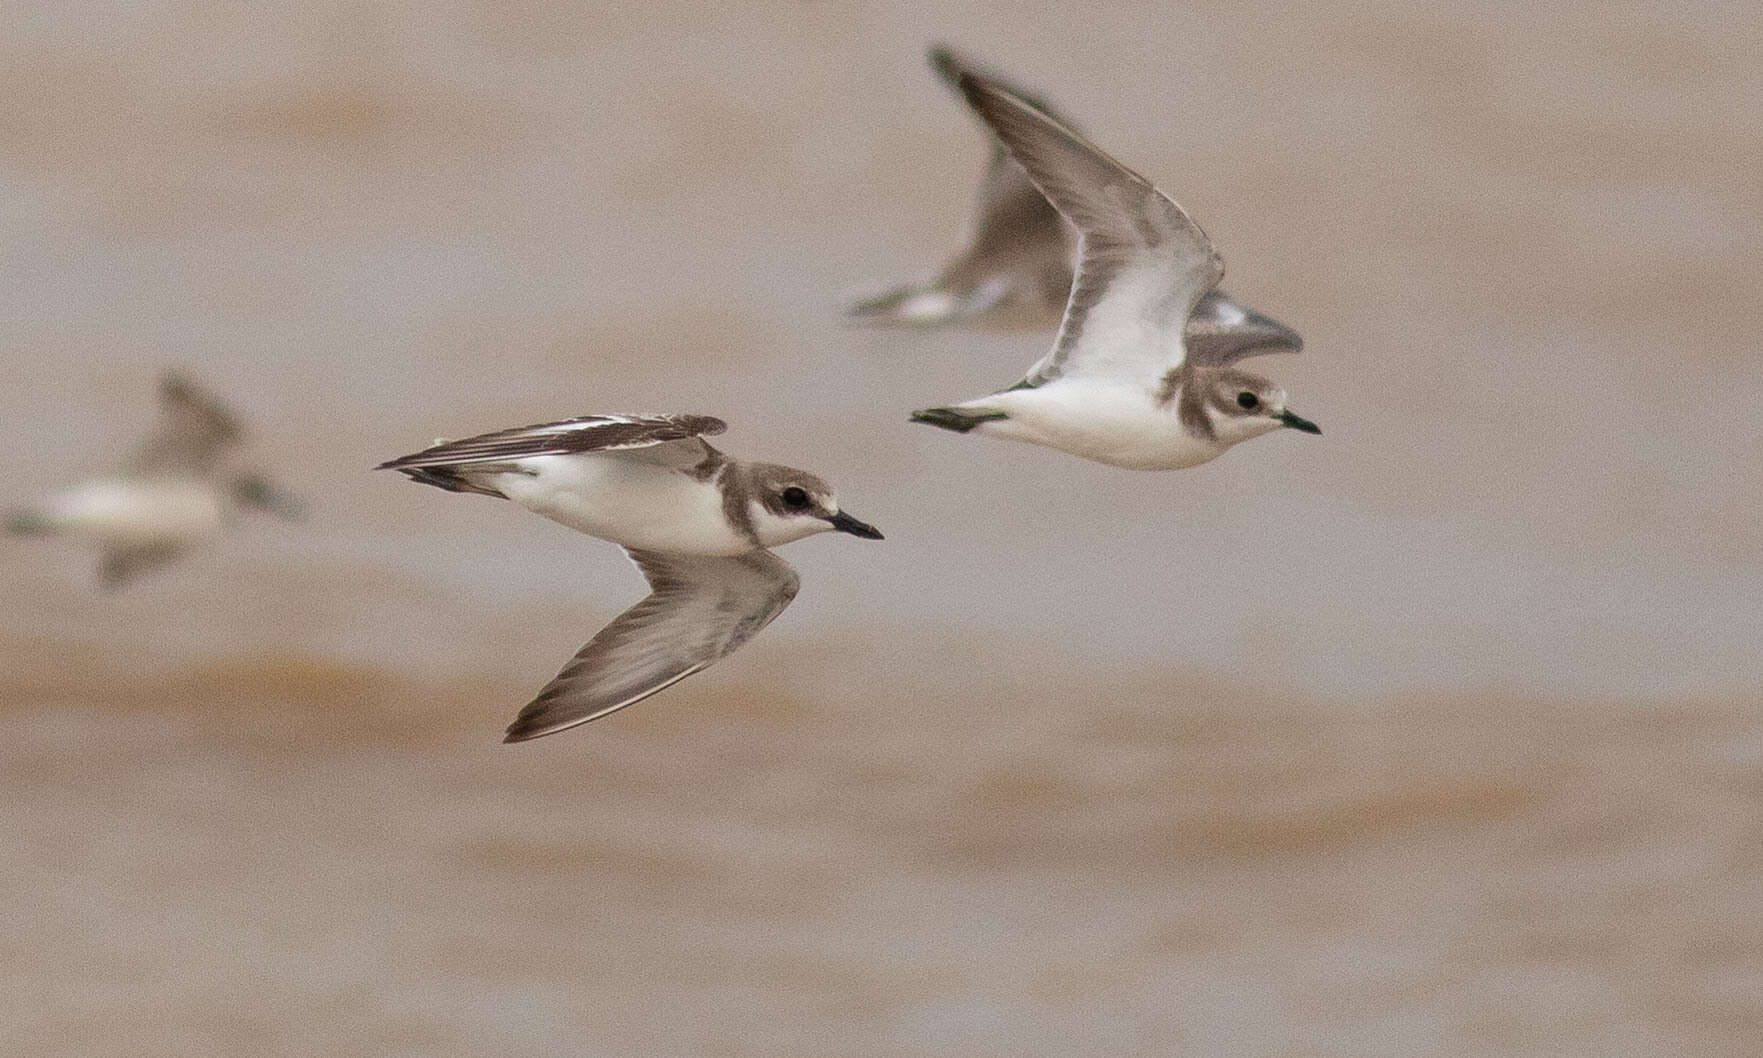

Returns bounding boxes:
[979,385,1222,470]
[492,456,750,555]
[41,479,226,543]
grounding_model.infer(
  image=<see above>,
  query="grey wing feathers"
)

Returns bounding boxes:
[844,47,1074,329]
[928,45,1077,128]
[503,549,800,742]
[1185,291,1304,365]
[956,72,1223,387]
[931,46,1073,288]
[131,372,245,476]
[377,414,726,471]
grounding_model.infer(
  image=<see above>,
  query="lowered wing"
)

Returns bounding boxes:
[503,548,800,741]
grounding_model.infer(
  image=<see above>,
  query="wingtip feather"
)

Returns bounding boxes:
[953,69,989,111]
[502,722,543,744]
[158,369,197,402]
[502,698,573,743]
[927,43,963,86]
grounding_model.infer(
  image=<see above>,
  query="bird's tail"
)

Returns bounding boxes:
[909,407,1007,433]
[389,466,507,499]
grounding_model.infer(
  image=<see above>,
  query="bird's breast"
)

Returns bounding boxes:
[493,455,753,555]
[979,382,1225,470]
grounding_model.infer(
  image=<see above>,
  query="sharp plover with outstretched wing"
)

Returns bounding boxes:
[909,70,1320,470]
[848,44,1303,359]
[377,414,882,741]
[5,372,303,588]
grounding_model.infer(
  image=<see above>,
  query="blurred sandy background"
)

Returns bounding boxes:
[2,2,1759,1055]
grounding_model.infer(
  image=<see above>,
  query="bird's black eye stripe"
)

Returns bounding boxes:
[1236,391,1260,410]
[781,486,811,509]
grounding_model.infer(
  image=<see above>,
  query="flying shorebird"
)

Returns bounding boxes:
[5,372,303,588]
[846,44,1303,363]
[909,69,1321,470]
[377,414,882,741]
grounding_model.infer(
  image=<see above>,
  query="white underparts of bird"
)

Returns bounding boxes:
[376,413,883,742]
[907,68,1321,470]
[4,372,304,588]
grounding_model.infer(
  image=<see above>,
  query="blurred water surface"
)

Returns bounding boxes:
[2,2,1759,1054]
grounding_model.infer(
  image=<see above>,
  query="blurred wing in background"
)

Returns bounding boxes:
[844,46,1074,328]
[929,44,1078,305]
[503,548,800,741]
[98,541,186,590]
[129,372,245,478]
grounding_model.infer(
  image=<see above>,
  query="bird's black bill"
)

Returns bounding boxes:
[1278,409,1322,435]
[825,511,884,539]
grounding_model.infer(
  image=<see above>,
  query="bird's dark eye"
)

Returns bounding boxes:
[1236,392,1260,410]
[781,486,811,510]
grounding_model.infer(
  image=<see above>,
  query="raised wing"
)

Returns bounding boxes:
[844,48,1074,328]
[377,414,726,473]
[930,45,1076,129]
[956,72,1223,389]
[1185,291,1303,365]
[503,549,800,741]
[929,45,1075,269]
[130,372,244,477]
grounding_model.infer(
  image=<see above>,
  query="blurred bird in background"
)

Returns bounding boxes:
[5,372,303,589]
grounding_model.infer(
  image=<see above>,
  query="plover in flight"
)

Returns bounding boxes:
[847,44,1302,354]
[909,70,1320,470]
[5,372,302,588]
[377,414,882,741]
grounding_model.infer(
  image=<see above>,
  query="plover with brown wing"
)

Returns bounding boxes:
[909,68,1320,470]
[378,414,881,741]
[848,44,1303,359]
[5,372,303,588]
